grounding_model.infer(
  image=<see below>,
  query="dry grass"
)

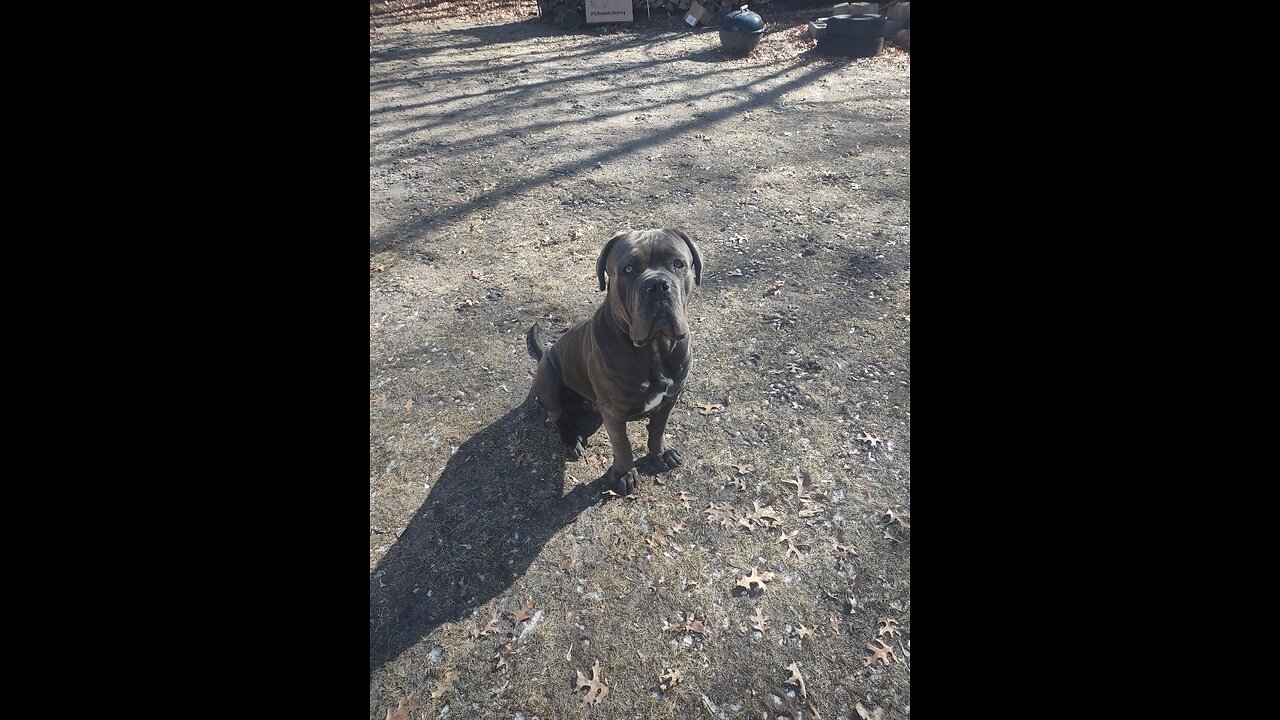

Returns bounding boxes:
[372,10,909,719]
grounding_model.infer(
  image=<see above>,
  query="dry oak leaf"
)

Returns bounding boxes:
[882,527,900,543]
[493,640,514,671]
[678,490,693,510]
[785,662,807,698]
[683,578,700,591]
[750,607,770,633]
[750,501,783,528]
[668,522,686,535]
[574,659,610,708]
[730,476,747,491]
[645,529,666,550]
[857,432,883,447]
[405,398,415,410]
[430,670,460,699]
[864,639,895,667]
[471,269,490,282]
[514,598,536,625]
[371,394,387,405]
[705,502,737,530]
[877,617,901,638]
[829,614,842,634]
[736,566,775,593]
[855,702,885,720]
[697,403,725,416]
[884,506,911,529]
[659,668,684,691]
[479,611,501,636]
[386,697,419,720]
[795,625,816,641]
[733,462,754,474]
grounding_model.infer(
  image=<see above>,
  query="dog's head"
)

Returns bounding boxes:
[595,228,702,347]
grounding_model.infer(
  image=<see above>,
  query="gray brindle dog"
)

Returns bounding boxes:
[527,228,702,494]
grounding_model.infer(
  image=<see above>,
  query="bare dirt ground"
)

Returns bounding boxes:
[370,4,909,718]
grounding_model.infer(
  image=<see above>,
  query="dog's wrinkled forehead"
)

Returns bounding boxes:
[608,230,689,273]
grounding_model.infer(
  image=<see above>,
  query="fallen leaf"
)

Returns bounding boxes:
[750,501,783,528]
[857,432,883,447]
[750,607,769,633]
[659,668,684,690]
[730,476,747,491]
[645,529,666,550]
[386,697,419,720]
[882,527,900,543]
[864,639,895,667]
[855,702,885,720]
[678,490,693,510]
[574,659,609,708]
[493,640,513,671]
[809,701,825,720]
[683,578,699,591]
[405,398,415,410]
[430,670,460,699]
[372,263,387,272]
[884,506,910,529]
[480,611,500,636]
[372,394,387,405]
[784,476,805,496]
[456,577,467,596]
[736,566,775,593]
[795,625,815,640]
[471,269,491,282]
[697,403,725,416]
[704,502,736,529]
[668,522,686,535]
[877,617,901,638]
[829,614,841,634]
[733,462,754,474]
[560,556,575,573]
[785,661,807,698]
[514,598,536,624]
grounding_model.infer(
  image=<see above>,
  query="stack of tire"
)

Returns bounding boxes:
[816,13,886,57]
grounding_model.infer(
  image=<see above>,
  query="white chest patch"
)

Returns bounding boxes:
[642,391,667,412]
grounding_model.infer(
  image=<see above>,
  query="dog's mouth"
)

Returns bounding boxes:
[631,325,687,347]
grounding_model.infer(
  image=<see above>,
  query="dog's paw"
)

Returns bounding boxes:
[610,466,638,495]
[647,448,683,473]
[565,438,585,460]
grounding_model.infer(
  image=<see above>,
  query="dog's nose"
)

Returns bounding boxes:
[645,278,672,293]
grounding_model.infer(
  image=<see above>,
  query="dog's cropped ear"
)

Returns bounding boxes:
[596,231,630,291]
[665,228,702,286]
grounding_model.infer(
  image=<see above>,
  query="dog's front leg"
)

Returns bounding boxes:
[644,401,682,473]
[602,411,637,494]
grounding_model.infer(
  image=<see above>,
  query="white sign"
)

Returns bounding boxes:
[586,0,633,23]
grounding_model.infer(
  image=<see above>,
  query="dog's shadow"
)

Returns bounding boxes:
[370,392,605,675]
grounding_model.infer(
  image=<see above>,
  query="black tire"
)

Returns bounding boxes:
[816,34,884,57]
[559,8,583,30]
[825,13,886,38]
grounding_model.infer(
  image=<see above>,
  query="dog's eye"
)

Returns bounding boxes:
[624,265,634,273]
[673,260,685,269]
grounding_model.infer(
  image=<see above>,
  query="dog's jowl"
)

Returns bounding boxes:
[527,228,702,494]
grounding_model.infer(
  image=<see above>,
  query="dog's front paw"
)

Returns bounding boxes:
[646,448,683,473]
[610,466,638,495]
[565,437,586,460]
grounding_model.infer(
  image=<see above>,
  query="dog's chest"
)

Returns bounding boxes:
[638,376,676,413]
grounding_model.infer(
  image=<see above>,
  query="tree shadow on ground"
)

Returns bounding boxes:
[369,391,606,676]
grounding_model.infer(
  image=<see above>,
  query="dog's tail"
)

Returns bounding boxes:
[527,322,551,361]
